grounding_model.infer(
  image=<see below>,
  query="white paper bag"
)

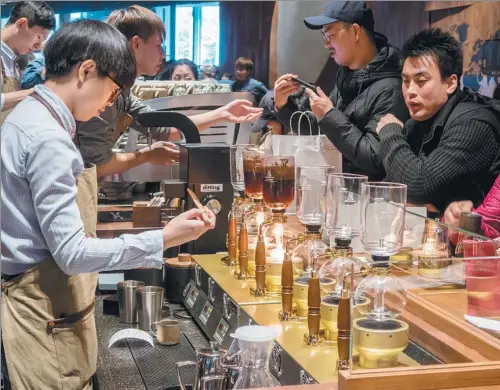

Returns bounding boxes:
[270,111,342,212]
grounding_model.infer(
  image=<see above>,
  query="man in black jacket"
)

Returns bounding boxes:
[269,1,409,180]
[376,28,500,213]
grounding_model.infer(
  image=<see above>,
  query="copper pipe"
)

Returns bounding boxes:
[279,252,294,321]
[227,215,237,261]
[254,233,266,292]
[307,271,321,338]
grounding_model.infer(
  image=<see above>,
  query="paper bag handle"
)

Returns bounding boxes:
[289,110,314,137]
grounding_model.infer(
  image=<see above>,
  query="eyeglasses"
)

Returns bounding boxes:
[321,26,349,44]
[321,31,335,43]
[104,72,124,104]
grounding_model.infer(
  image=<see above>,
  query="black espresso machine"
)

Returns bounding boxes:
[163,142,233,254]
[102,111,233,296]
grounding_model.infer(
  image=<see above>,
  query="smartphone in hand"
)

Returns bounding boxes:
[291,77,316,91]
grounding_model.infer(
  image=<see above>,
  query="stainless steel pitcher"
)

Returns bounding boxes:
[176,345,228,390]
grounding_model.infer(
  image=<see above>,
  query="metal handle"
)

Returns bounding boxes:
[222,293,234,321]
[176,361,197,390]
[150,321,159,338]
[208,278,215,303]
[201,375,227,390]
[195,264,201,287]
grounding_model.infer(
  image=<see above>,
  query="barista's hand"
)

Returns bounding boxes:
[274,74,300,110]
[306,87,334,121]
[444,200,473,228]
[376,114,404,135]
[140,141,179,164]
[218,99,263,123]
[162,207,216,248]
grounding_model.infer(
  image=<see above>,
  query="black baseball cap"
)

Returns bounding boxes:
[304,1,374,31]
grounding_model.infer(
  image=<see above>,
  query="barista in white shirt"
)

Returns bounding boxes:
[1,1,54,120]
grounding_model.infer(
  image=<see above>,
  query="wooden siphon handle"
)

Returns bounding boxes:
[337,295,351,363]
[227,216,237,260]
[238,223,248,273]
[307,272,321,336]
[281,253,294,314]
[255,236,266,290]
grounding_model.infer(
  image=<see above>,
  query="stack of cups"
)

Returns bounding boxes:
[117,280,165,331]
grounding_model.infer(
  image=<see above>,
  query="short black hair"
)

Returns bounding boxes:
[7,1,56,30]
[402,28,463,81]
[44,20,137,91]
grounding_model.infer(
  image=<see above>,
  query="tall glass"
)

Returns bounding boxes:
[262,156,295,212]
[230,144,254,194]
[243,147,267,200]
[296,166,335,228]
[325,173,368,239]
[360,182,407,257]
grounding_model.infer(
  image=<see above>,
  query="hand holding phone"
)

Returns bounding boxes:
[291,77,316,91]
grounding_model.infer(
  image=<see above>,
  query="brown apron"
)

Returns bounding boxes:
[0,57,21,125]
[1,92,98,390]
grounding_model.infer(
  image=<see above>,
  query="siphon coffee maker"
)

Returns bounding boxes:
[223,144,255,266]
[242,146,272,276]
[260,156,298,293]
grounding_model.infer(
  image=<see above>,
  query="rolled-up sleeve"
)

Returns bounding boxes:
[25,131,165,275]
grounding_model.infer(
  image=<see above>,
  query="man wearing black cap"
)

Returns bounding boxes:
[268,1,408,180]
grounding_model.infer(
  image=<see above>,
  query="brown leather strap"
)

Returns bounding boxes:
[31,92,65,129]
[47,301,95,330]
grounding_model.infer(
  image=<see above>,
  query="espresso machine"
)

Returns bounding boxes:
[98,111,232,291]
[171,143,234,254]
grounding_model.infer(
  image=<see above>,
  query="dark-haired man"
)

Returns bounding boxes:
[377,28,500,213]
[1,1,55,122]
[77,5,262,178]
[268,1,409,180]
[1,19,215,389]
[231,57,269,104]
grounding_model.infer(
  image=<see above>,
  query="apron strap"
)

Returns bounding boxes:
[47,301,95,330]
[31,92,65,129]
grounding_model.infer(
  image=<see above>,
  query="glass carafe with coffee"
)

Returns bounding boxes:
[242,146,272,277]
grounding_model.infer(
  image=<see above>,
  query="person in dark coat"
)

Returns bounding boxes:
[267,1,409,180]
[376,28,500,214]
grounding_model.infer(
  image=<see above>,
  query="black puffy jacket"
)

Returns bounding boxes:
[270,33,409,180]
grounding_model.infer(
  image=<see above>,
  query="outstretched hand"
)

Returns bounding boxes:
[219,99,263,123]
[140,141,179,165]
